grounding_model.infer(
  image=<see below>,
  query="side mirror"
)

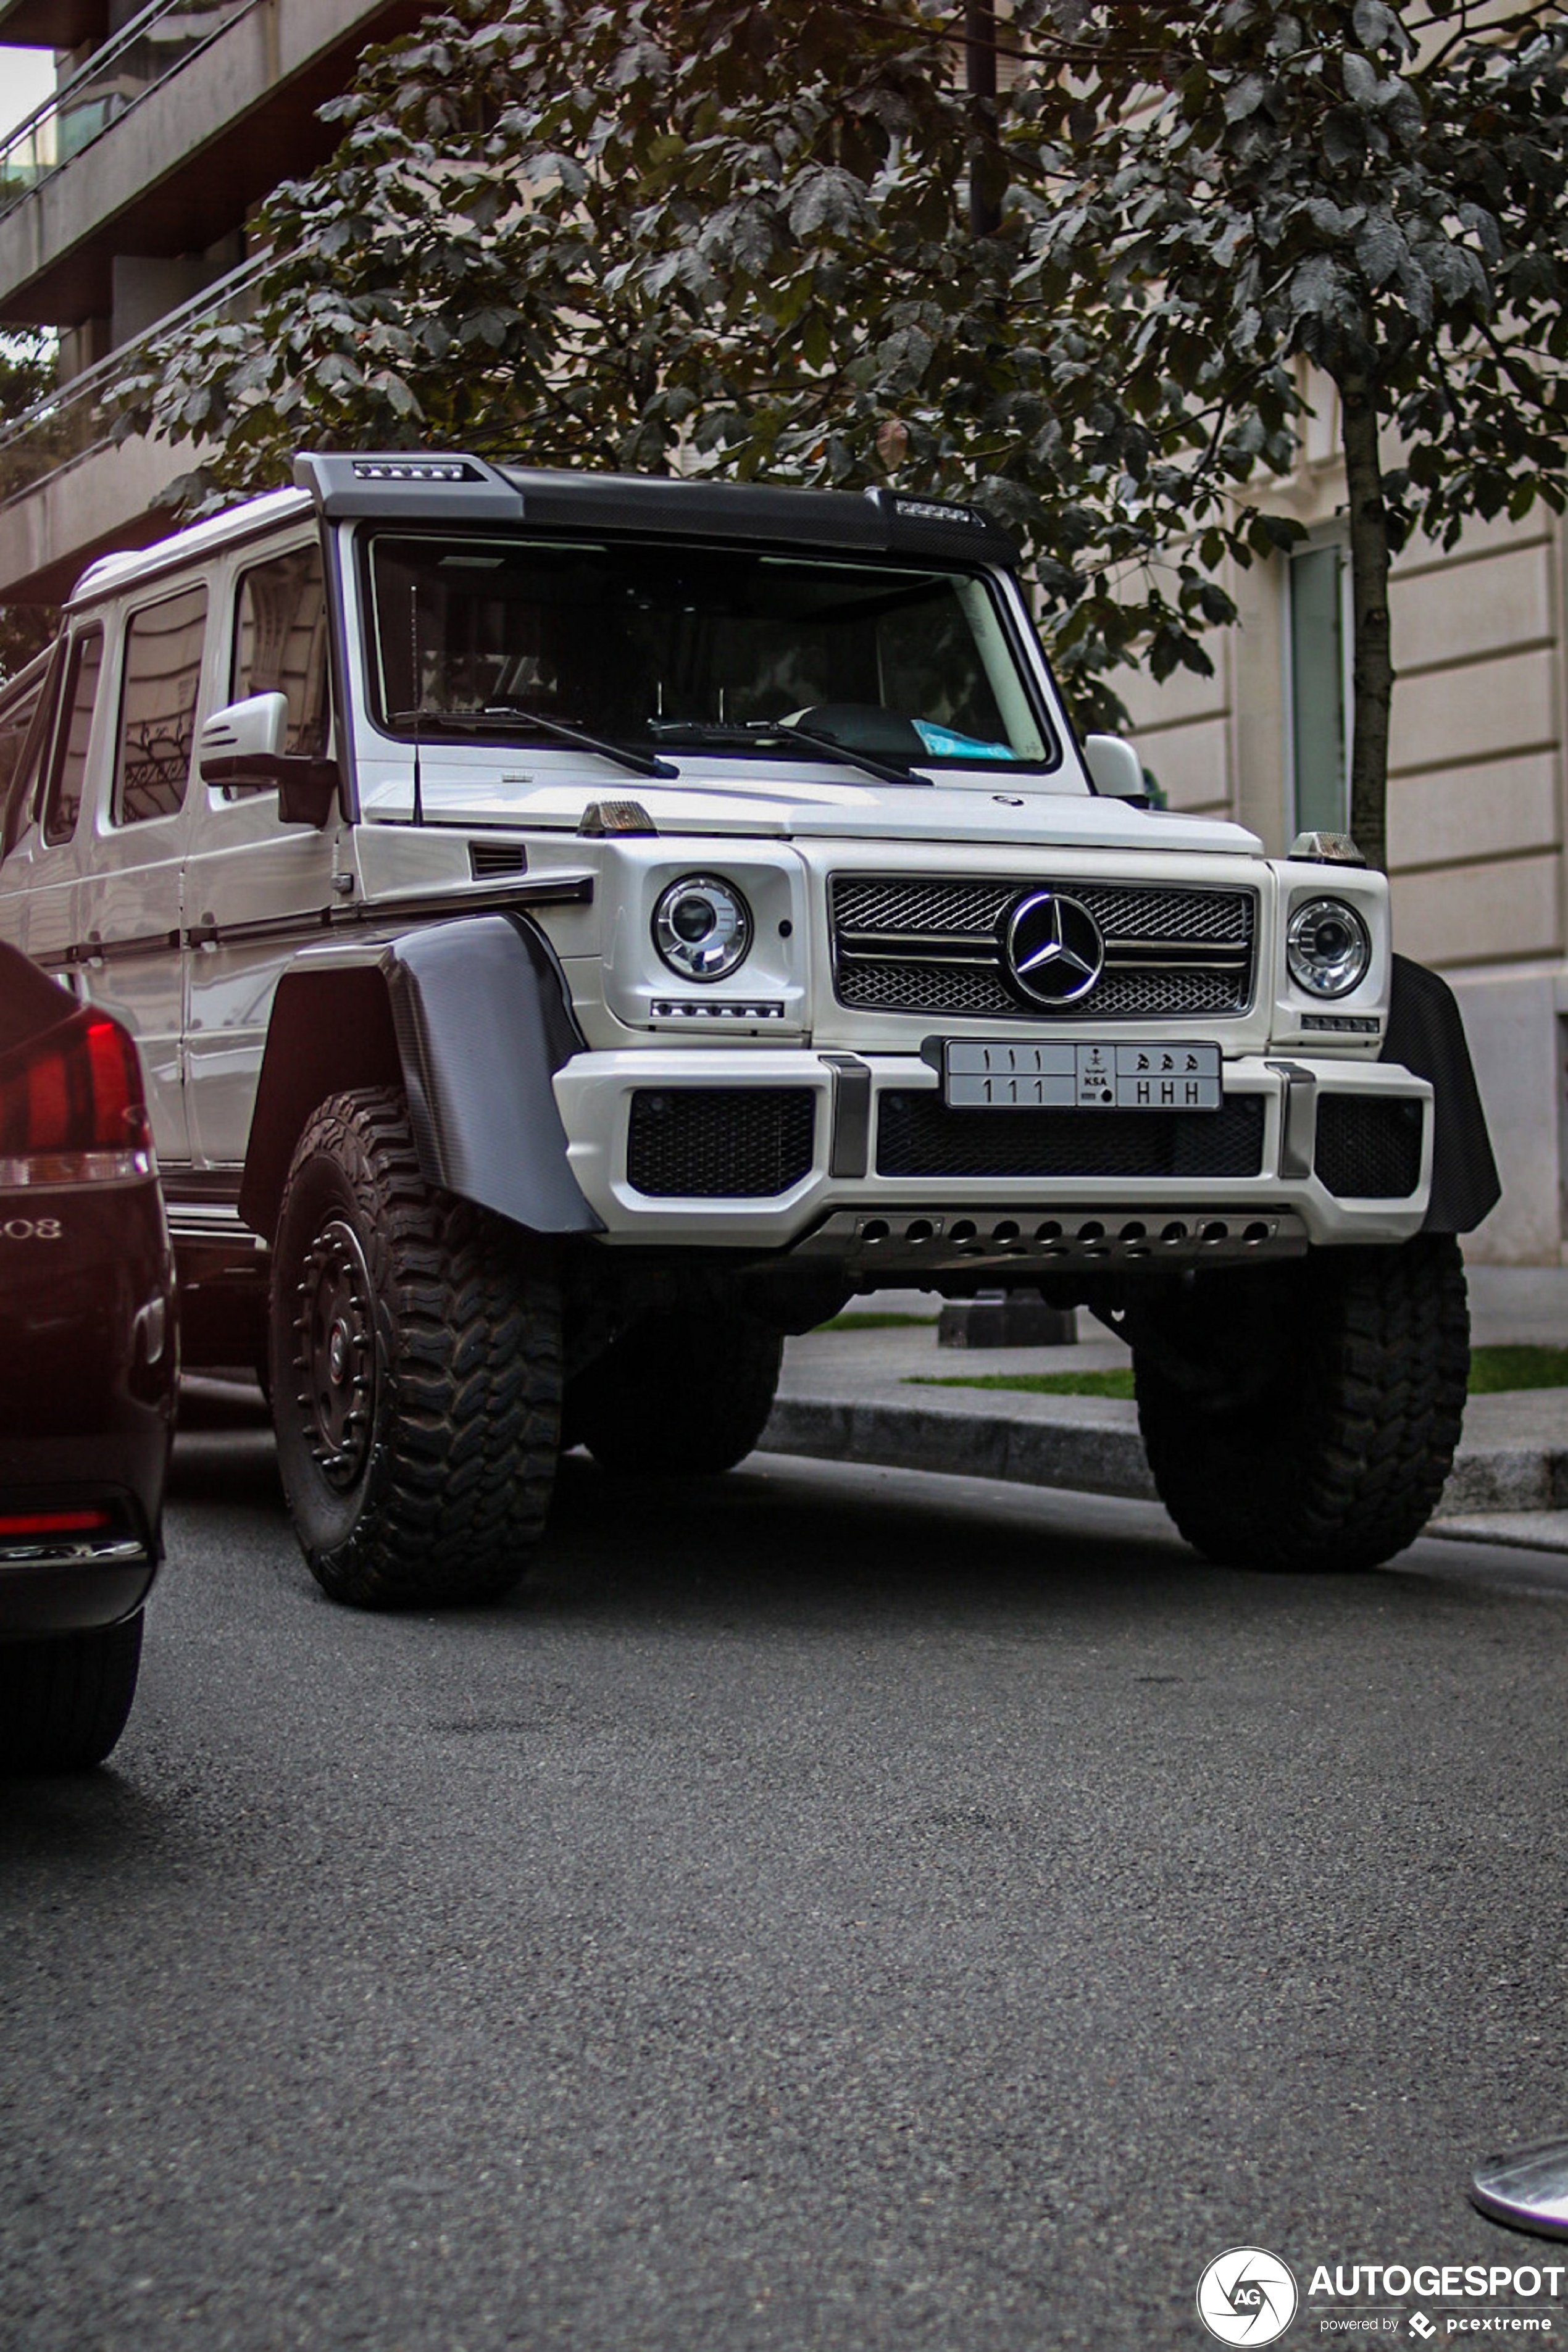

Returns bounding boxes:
[1083,733,1149,804]
[199,692,340,828]
[201,692,288,774]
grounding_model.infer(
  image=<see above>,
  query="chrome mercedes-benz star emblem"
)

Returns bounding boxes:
[1004,889,1105,1007]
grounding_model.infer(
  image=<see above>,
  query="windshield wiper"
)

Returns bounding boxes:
[390,706,677,780]
[650,719,927,791]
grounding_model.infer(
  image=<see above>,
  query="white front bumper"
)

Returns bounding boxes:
[552,1048,1433,1252]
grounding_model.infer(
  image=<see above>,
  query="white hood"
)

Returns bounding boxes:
[359,757,1261,856]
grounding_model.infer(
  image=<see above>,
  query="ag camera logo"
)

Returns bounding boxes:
[1196,2248,1300,2345]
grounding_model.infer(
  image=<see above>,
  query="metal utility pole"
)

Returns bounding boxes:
[965,0,1001,237]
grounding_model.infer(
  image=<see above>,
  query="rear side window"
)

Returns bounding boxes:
[230,545,330,791]
[114,583,207,825]
[42,627,104,848]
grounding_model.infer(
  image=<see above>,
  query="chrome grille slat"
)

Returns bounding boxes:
[828,874,1257,1020]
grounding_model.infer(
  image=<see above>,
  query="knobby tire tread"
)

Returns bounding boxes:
[1135,1236,1470,1572]
[569,1312,783,1478]
[272,1088,560,1609]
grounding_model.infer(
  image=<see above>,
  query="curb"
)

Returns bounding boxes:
[762,1382,1568,1537]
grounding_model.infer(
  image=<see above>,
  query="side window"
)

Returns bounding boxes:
[114,583,207,825]
[228,544,329,796]
[41,627,105,848]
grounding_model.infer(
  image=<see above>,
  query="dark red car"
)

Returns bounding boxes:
[0,940,175,1771]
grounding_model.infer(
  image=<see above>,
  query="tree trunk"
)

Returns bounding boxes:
[965,0,1001,237]
[1338,372,1394,874]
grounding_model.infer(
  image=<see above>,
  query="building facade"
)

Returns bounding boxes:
[0,0,420,603]
[1117,374,1566,1265]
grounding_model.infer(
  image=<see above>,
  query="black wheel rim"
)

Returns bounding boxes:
[292,1217,377,1490]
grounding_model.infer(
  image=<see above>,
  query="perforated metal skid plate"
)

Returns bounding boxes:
[791,1204,1310,1278]
[829,876,1257,1021]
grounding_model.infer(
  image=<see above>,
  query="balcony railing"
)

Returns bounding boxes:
[0,0,256,220]
[0,253,266,514]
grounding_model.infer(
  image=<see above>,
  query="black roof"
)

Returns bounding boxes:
[292,452,1019,564]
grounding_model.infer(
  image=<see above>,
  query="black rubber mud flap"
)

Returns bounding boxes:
[1380,953,1501,1235]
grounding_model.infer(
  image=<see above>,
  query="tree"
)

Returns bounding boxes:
[113,0,1303,732]
[0,332,58,685]
[1027,0,1568,867]
[116,2,1568,858]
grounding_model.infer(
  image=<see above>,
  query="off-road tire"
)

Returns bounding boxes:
[567,1311,783,1478]
[0,1614,143,1772]
[270,1087,561,1609]
[1132,1235,1470,1572]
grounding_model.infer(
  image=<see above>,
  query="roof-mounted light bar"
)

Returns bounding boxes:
[351,460,483,484]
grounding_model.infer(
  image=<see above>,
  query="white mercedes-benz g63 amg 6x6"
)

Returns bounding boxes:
[0,452,1498,1605]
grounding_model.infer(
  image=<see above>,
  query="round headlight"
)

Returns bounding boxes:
[653,875,753,982]
[1287,897,1370,998]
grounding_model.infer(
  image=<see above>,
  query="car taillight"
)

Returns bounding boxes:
[0,1008,154,1189]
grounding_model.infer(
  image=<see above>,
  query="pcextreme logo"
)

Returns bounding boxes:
[1197,2248,1301,2345]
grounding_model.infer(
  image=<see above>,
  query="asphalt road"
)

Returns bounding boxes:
[4,1400,1568,2352]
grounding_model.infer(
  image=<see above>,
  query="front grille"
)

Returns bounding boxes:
[876,1091,1266,1180]
[830,874,1256,1020]
[627,1088,817,1198]
[1314,1096,1424,1199]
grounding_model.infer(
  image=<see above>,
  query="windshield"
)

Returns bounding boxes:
[362,533,1058,773]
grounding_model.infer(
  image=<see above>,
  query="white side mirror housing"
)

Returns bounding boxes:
[200,693,288,773]
[1083,733,1147,801]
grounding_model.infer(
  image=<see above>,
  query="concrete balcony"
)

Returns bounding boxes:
[0,255,261,601]
[0,0,421,329]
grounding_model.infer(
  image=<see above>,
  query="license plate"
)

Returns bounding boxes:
[943,1039,1222,1111]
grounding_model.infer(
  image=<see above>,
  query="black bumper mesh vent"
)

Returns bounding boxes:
[1314,1095,1424,1199]
[875,1091,1266,1180]
[628,1088,817,1198]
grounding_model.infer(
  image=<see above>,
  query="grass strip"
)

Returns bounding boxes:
[906,1343,1568,1401]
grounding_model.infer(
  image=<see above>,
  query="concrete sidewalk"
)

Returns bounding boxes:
[763,1266,1568,1556]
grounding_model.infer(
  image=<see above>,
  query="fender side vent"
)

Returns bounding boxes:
[469,841,528,880]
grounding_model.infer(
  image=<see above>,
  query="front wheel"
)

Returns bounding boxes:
[566,1311,783,1478]
[270,1088,561,1609]
[1132,1235,1470,1572]
[0,1614,143,1772]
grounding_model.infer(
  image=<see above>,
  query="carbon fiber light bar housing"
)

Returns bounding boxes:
[291,452,1019,561]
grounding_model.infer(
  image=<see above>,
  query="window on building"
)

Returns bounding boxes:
[228,544,330,795]
[1288,541,1349,836]
[42,627,104,847]
[114,585,207,825]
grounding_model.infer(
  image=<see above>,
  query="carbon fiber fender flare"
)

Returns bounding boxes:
[238,913,603,1242]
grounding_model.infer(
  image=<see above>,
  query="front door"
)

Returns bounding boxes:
[184,537,342,1166]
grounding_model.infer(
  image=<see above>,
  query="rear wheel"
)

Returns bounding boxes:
[270,1087,561,1609]
[567,1311,783,1478]
[1132,1235,1469,1572]
[0,1614,143,1773]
